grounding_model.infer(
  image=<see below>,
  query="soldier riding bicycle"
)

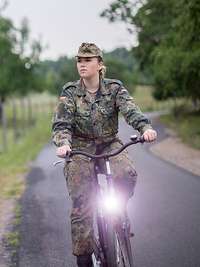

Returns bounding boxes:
[52,42,157,267]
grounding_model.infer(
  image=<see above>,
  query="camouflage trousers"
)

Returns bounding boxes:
[64,137,137,256]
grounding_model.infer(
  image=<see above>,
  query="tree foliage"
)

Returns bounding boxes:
[0,9,43,102]
[101,0,200,105]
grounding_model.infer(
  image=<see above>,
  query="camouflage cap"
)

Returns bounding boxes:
[76,43,103,59]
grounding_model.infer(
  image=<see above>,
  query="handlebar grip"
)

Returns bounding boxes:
[130,135,138,141]
[130,135,145,143]
[65,154,72,162]
[139,135,145,143]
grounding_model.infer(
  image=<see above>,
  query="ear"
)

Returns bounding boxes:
[98,61,103,70]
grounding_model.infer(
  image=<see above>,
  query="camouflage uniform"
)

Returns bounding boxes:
[52,43,153,256]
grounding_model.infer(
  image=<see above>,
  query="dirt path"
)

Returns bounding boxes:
[150,127,200,177]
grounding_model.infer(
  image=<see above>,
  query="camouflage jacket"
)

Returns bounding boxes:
[52,78,152,147]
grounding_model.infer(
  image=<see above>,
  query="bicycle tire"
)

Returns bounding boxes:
[97,216,134,267]
[116,220,135,267]
[96,215,107,267]
[125,229,135,267]
[116,229,132,267]
[105,218,118,267]
[105,220,129,267]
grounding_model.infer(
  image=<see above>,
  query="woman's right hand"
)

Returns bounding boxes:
[56,145,71,158]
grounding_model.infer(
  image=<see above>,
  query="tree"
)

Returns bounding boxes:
[38,56,79,95]
[101,0,200,105]
[174,0,200,104]
[101,0,176,71]
[0,16,18,100]
[0,13,44,99]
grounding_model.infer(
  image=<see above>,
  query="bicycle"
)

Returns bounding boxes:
[54,135,145,267]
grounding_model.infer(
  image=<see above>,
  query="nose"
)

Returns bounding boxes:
[79,60,86,67]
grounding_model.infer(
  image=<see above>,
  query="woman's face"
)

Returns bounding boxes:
[76,57,102,79]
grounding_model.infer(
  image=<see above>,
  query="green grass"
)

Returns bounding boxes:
[0,114,51,198]
[4,204,22,253]
[160,111,200,149]
[0,109,52,263]
[133,86,200,150]
[5,92,56,120]
[133,85,184,112]
[5,231,20,248]
[13,203,22,226]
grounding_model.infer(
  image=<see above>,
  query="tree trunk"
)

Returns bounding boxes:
[0,95,5,124]
[0,98,8,152]
[192,98,200,111]
[20,97,26,134]
[12,98,19,142]
[27,95,33,126]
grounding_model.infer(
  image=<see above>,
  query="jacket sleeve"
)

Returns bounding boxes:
[116,84,153,134]
[52,87,75,147]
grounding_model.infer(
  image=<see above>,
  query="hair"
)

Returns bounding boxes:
[98,56,106,79]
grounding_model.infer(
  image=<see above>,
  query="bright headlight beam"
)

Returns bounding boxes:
[103,193,121,213]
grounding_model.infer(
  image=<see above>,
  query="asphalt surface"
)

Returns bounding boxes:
[16,116,200,267]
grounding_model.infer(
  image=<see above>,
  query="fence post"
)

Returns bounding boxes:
[12,98,19,142]
[27,95,33,126]
[1,100,8,152]
[20,97,27,134]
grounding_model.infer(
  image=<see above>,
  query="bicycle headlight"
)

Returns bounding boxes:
[102,192,121,214]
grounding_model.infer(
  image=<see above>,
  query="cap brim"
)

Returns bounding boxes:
[75,53,99,58]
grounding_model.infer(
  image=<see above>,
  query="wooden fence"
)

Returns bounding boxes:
[0,94,56,152]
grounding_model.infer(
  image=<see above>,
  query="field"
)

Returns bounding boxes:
[133,85,183,112]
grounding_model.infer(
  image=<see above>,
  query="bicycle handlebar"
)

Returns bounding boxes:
[53,135,145,166]
[71,135,144,159]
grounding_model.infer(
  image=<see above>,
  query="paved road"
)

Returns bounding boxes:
[17,118,200,267]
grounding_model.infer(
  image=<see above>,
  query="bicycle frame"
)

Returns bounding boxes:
[94,152,138,267]
[54,135,145,267]
[92,156,130,267]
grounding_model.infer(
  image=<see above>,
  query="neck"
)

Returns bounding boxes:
[82,74,100,92]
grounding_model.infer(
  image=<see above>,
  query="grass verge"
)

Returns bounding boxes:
[3,203,22,263]
[160,110,200,150]
[133,85,184,112]
[133,85,200,150]
[0,114,51,198]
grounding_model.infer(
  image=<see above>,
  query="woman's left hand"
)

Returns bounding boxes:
[142,129,157,142]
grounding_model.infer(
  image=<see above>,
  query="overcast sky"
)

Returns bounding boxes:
[3,0,137,60]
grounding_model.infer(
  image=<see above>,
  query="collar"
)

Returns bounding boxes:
[76,78,110,96]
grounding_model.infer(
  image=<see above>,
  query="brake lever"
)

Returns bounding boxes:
[130,134,145,143]
[53,153,72,167]
[130,135,137,141]
[65,154,72,163]
[53,160,64,166]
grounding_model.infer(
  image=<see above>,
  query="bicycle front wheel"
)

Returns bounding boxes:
[105,218,135,267]
[116,224,134,267]
[105,217,118,267]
